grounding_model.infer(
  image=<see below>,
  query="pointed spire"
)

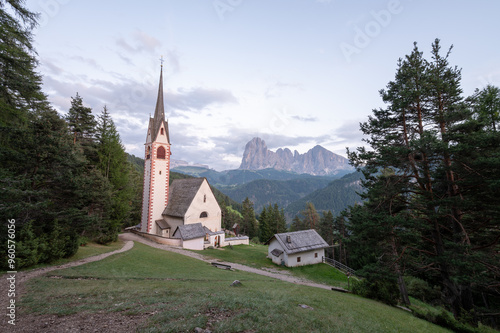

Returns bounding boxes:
[153,64,165,123]
[149,60,170,144]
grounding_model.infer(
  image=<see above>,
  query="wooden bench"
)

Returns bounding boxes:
[211,262,232,270]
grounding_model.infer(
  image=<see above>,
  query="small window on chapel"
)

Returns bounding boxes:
[204,194,207,203]
[297,257,301,263]
[200,211,208,218]
[161,128,164,135]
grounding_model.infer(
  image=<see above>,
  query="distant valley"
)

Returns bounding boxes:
[170,138,362,220]
[131,137,363,221]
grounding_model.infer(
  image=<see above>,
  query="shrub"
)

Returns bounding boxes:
[411,306,479,333]
[352,277,400,306]
[404,276,441,304]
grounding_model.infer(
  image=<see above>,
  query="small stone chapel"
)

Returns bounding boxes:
[139,64,248,250]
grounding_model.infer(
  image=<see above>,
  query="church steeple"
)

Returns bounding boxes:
[141,61,172,235]
[153,63,165,124]
[149,62,170,144]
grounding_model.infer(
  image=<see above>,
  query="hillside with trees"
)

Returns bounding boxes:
[344,40,499,327]
[284,171,364,219]
[0,1,141,269]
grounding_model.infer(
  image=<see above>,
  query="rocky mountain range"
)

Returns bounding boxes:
[239,137,353,176]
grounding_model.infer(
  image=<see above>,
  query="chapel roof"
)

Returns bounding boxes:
[172,222,206,240]
[155,219,170,230]
[162,178,206,218]
[268,229,329,255]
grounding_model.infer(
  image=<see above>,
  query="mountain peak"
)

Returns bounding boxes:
[239,137,353,176]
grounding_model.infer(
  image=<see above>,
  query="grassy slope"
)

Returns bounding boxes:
[198,244,351,288]
[0,240,124,274]
[21,242,450,333]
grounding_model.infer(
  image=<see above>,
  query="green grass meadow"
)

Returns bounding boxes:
[198,244,351,289]
[20,242,451,332]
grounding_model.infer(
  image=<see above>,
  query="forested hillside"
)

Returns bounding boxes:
[172,166,338,187]
[219,177,331,213]
[0,3,142,269]
[284,171,363,218]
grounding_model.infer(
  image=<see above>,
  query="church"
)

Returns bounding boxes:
[138,64,248,250]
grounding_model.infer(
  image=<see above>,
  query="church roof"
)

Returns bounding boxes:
[155,219,170,230]
[162,178,206,218]
[267,229,329,255]
[149,66,170,143]
[172,223,206,240]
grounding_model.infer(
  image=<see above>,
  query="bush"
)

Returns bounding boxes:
[404,276,441,304]
[411,306,479,333]
[352,277,400,306]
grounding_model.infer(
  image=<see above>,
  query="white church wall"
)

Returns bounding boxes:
[140,149,152,233]
[223,236,249,247]
[165,216,183,233]
[182,237,204,250]
[148,142,170,235]
[132,230,181,247]
[184,180,222,232]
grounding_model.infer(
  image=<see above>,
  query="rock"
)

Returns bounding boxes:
[194,328,212,333]
[298,304,314,310]
[239,137,352,176]
[230,280,242,287]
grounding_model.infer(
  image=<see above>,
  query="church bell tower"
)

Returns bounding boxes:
[140,64,171,234]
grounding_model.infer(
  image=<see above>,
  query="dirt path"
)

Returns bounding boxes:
[0,240,134,330]
[0,233,338,332]
[119,232,334,291]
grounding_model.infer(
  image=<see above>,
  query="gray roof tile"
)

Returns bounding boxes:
[271,229,328,255]
[172,223,206,240]
[162,178,205,217]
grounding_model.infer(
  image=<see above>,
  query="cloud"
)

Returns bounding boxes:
[116,30,162,54]
[166,87,238,112]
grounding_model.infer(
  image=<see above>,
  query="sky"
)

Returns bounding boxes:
[26,0,500,171]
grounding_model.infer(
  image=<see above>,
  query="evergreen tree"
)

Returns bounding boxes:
[348,39,499,323]
[272,203,287,234]
[258,205,272,243]
[319,210,334,257]
[66,93,97,145]
[241,197,257,239]
[290,215,305,232]
[301,202,320,230]
[95,106,133,233]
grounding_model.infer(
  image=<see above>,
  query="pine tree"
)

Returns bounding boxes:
[258,206,271,243]
[301,202,320,230]
[96,106,132,231]
[66,93,97,144]
[241,197,257,239]
[348,39,499,323]
[319,210,334,257]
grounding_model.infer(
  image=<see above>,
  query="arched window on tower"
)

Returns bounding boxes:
[200,212,208,218]
[146,146,151,159]
[157,146,166,159]
[161,128,164,135]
